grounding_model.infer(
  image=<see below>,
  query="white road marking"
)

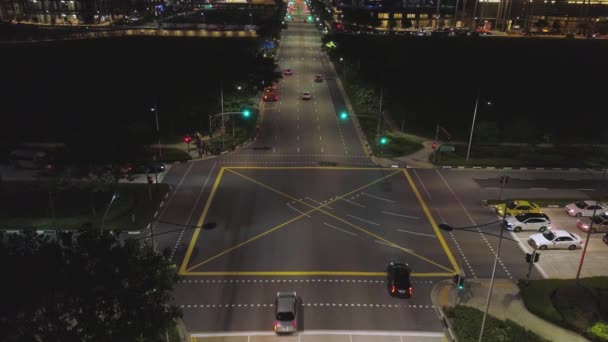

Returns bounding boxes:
[306,197,333,209]
[374,240,413,252]
[347,214,380,226]
[297,135,300,141]
[382,211,420,219]
[287,202,310,217]
[339,198,366,208]
[273,147,276,153]
[321,147,324,153]
[323,222,358,236]
[397,229,437,238]
[297,147,300,153]
[320,136,322,141]
[362,192,395,203]
[530,188,548,190]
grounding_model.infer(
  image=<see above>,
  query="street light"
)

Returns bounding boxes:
[151,106,162,158]
[576,168,607,281]
[439,175,511,342]
[101,192,120,232]
[466,89,492,161]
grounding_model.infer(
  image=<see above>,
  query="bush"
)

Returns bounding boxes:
[588,322,608,341]
[445,306,549,342]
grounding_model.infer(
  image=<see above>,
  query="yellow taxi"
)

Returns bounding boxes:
[495,200,541,217]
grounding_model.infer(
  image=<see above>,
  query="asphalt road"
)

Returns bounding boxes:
[136,2,608,339]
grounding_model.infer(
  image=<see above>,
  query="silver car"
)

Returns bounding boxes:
[274,292,298,334]
[565,201,607,217]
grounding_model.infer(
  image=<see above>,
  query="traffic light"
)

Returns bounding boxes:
[242,109,251,118]
[307,15,313,22]
[432,142,437,150]
[183,135,193,144]
[453,274,465,291]
[339,111,348,120]
[526,253,532,263]
[534,252,540,263]
[379,137,388,145]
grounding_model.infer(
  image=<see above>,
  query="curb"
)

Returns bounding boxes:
[430,280,457,342]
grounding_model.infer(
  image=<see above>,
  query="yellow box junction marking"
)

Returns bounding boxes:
[180,167,457,276]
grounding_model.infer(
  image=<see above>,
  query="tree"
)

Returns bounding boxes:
[0,230,181,342]
[388,17,397,30]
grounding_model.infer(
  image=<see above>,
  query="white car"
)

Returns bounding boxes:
[301,91,312,100]
[503,213,551,232]
[528,230,583,250]
[565,201,607,217]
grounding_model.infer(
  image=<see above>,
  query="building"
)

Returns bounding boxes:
[334,0,608,32]
[0,0,164,25]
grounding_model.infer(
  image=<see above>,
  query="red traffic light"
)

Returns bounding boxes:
[183,135,193,144]
[432,142,437,150]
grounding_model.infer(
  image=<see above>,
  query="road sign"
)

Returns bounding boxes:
[439,145,455,152]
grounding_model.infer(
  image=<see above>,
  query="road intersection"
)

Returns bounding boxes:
[137,0,608,339]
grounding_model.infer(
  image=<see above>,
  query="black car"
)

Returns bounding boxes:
[386,262,412,298]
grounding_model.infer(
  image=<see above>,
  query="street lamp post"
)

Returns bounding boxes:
[376,87,383,144]
[151,107,162,158]
[576,168,606,281]
[466,89,480,161]
[101,192,120,232]
[438,175,510,342]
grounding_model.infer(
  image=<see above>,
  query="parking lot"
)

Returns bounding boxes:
[491,206,607,279]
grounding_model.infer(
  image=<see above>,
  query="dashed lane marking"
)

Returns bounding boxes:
[397,229,437,238]
[382,211,420,219]
[346,214,380,226]
[361,192,395,203]
[323,222,358,236]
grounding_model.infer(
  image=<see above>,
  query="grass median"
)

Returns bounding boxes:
[434,143,608,168]
[0,181,169,231]
[519,277,608,341]
[357,116,423,158]
[445,305,549,342]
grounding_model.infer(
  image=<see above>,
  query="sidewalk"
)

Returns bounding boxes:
[431,278,589,342]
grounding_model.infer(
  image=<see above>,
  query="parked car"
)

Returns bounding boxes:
[386,262,412,298]
[495,200,541,217]
[503,213,551,232]
[565,201,607,217]
[274,292,297,334]
[577,213,608,233]
[284,68,293,76]
[528,230,583,250]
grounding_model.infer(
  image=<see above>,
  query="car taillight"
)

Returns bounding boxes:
[292,320,297,327]
[391,285,396,294]
[274,321,278,331]
[409,287,413,296]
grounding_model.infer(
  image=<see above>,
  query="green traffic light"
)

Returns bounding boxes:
[307,15,313,21]
[242,109,251,118]
[340,112,348,120]
[379,137,388,145]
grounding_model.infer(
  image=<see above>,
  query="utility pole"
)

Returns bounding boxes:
[376,87,383,142]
